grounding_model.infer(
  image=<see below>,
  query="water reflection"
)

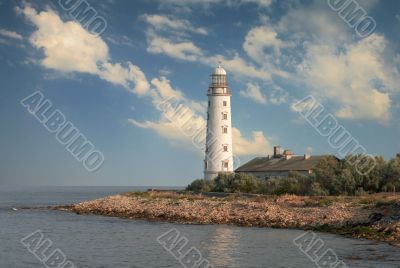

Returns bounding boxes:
[201,226,240,268]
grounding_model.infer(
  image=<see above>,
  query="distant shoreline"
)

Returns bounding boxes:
[57,191,400,247]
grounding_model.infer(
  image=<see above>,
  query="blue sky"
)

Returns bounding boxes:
[0,0,399,186]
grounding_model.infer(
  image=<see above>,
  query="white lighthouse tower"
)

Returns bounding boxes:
[204,65,234,180]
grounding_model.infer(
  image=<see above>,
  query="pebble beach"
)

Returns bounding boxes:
[58,191,400,246]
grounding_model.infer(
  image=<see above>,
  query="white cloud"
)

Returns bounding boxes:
[147,33,204,62]
[150,76,184,101]
[98,62,150,95]
[142,14,207,62]
[246,0,273,7]
[299,34,396,122]
[0,29,23,40]
[238,2,400,123]
[239,82,267,104]
[207,54,273,81]
[106,35,135,47]
[268,85,288,105]
[157,0,273,9]
[142,15,208,35]
[243,25,283,64]
[143,13,275,82]
[240,82,288,105]
[129,118,190,142]
[19,5,150,95]
[232,128,271,156]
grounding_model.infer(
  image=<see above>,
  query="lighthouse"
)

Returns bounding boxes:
[204,65,234,180]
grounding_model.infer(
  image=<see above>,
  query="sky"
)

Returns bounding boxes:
[0,0,399,186]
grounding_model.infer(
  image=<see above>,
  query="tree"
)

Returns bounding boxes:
[214,173,234,192]
[288,171,313,195]
[186,153,399,196]
[263,177,281,195]
[230,173,263,193]
[336,168,356,195]
[363,156,386,192]
[309,182,329,196]
[186,179,215,193]
[313,156,341,195]
[385,155,400,192]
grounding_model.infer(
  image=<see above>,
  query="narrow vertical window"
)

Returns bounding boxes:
[222,112,228,120]
[223,101,227,107]
[224,161,229,168]
[223,145,228,152]
[223,126,228,134]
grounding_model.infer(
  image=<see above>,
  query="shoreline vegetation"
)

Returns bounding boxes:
[58,190,400,247]
[187,155,400,197]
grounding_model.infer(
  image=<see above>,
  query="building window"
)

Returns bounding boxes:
[223,161,229,168]
[222,112,228,120]
[222,126,228,134]
[208,101,211,107]
[223,145,228,152]
[204,160,208,169]
[223,101,227,107]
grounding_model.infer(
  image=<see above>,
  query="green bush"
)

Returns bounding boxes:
[186,173,262,194]
[186,178,215,193]
[186,154,400,196]
[309,182,329,196]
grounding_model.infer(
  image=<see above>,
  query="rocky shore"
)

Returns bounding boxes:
[58,191,400,246]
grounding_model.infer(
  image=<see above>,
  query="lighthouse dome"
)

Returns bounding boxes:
[213,65,227,75]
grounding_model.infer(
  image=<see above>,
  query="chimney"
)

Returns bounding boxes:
[273,146,281,158]
[281,149,294,160]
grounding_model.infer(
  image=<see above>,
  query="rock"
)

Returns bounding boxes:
[390,215,400,220]
[369,213,384,224]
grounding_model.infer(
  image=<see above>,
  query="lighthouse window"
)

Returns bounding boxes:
[223,127,228,134]
[223,145,228,152]
[222,113,228,120]
[223,101,227,107]
[224,161,229,168]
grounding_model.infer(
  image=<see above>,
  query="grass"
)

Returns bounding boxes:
[313,225,392,240]
[304,198,334,207]
[124,191,148,197]
[375,199,397,208]
[124,191,399,209]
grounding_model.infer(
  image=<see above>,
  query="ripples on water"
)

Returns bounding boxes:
[0,186,399,268]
